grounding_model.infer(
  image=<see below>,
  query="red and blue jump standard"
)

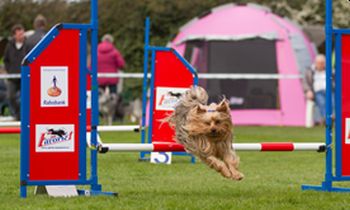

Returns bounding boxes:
[20,0,115,198]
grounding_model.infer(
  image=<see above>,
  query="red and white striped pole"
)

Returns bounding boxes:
[100,142,326,153]
[0,125,140,134]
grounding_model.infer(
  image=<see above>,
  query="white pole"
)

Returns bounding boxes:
[0,122,140,132]
[97,125,139,132]
[0,73,302,80]
[0,121,21,127]
[100,143,325,152]
[103,143,154,152]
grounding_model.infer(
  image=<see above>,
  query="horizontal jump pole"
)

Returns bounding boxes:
[0,73,302,80]
[99,142,326,153]
[0,125,140,134]
[0,121,21,127]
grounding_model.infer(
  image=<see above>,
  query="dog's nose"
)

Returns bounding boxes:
[211,128,217,133]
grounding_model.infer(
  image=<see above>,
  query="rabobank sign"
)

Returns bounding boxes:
[40,66,69,107]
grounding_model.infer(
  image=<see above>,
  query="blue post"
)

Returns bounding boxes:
[20,65,30,198]
[79,29,88,182]
[90,0,101,192]
[323,0,333,191]
[147,50,156,153]
[140,17,150,160]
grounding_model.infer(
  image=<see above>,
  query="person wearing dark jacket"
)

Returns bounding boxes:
[26,14,47,51]
[3,24,28,120]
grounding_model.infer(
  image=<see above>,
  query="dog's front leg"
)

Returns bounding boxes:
[223,152,244,181]
[201,156,232,179]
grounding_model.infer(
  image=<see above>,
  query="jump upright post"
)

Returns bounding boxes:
[139,17,198,162]
[20,0,115,198]
[302,0,350,192]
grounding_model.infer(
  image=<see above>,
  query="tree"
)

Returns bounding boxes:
[1,0,349,99]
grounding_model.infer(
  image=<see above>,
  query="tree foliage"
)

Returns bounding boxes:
[0,0,349,99]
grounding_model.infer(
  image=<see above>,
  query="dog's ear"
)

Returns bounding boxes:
[216,99,230,113]
[195,104,206,114]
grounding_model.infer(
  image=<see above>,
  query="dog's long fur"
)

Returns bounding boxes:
[167,86,243,180]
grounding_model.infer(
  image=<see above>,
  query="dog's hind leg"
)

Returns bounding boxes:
[201,156,232,179]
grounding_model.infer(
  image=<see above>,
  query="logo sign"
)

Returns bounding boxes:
[35,124,75,152]
[155,87,188,111]
[346,118,350,144]
[150,152,172,164]
[41,66,69,107]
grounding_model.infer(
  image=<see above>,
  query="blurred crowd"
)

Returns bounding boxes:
[0,14,328,126]
[0,14,142,124]
[2,14,47,120]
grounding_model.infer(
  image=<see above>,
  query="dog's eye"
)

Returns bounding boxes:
[205,122,210,125]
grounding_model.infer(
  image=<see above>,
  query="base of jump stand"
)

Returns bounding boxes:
[302,182,350,193]
[138,151,150,162]
[77,189,118,197]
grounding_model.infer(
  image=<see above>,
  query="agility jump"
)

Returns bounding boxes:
[19,0,348,198]
[0,124,139,133]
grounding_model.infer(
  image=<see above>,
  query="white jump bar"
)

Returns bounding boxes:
[97,125,139,132]
[0,121,21,127]
[0,122,139,132]
[100,142,326,153]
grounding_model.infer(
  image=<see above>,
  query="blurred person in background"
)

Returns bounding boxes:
[27,14,47,51]
[303,54,327,125]
[3,24,28,120]
[0,64,8,116]
[97,34,125,93]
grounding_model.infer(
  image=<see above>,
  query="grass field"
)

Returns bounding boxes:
[1,126,350,210]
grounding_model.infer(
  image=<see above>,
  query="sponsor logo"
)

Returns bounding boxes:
[41,66,68,107]
[155,87,188,111]
[38,128,73,148]
[35,124,75,152]
[47,76,62,97]
[158,92,181,107]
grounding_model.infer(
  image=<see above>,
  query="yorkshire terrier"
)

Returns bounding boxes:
[167,86,243,180]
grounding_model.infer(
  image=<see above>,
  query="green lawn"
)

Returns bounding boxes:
[1,126,350,210]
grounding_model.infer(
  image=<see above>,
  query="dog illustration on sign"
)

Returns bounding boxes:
[47,76,62,97]
[158,91,183,107]
[47,128,66,138]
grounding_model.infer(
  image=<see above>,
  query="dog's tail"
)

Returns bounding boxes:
[181,86,208,107]
[162,86,208,127]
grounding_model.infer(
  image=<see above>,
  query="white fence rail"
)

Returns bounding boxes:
[0,73,302,80]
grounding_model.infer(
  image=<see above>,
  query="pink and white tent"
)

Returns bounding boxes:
[170,3,316,126]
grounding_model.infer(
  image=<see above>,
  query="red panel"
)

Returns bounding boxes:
[261,143,294,151]
[0,127,21,133]
[29,29,80,181]
[153,143,185,152]
[341,35,350,176]
[151,51,194,143]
